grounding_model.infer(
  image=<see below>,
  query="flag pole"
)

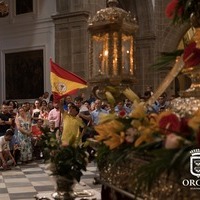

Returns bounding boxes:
[58,98,64,143]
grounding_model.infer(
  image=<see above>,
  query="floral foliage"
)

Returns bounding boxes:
[94,91,200,191]
[50,145,88,182]
[183,41,200,67]
[94,102,200,151]
[41,129,88,182]
[165,0,183,19]
[165,0,200,25]
[157,111,181,135]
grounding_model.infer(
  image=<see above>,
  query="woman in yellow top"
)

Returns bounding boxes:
[61,104,84,146]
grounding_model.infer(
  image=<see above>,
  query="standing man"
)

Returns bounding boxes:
[63,95,73,111]
[0,103,12,137]
[40,91,50,103]
[74,96,92,126]
[48,101,61,128]
[91,99,108,126]
[74,96,92,141]
[61,104,84,146]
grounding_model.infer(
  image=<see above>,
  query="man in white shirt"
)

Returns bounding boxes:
[0,129,16,170]
[91,99,108,125]
[48,101,61,128]
[40,91,50,103]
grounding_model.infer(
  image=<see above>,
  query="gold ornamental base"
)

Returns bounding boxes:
[170,97,200,116]
[99,155,199,200]
[180,66,200,98]
[171,66,200,116]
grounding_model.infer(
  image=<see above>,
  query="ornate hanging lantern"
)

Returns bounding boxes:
[0,1,9,17]
[88,0,138,99]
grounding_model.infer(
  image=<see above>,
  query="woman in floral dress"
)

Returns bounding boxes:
[15,107,32,163]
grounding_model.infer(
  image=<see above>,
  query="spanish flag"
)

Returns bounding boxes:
[50,59,87,101]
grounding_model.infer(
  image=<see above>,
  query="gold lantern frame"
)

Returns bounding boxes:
[88,0,138,99]
[0,1,9,17]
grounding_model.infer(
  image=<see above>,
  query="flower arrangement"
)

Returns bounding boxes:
[165,0,200,25]
[94,88,200,196]
[95,100,200,150]
[41,129,88,183]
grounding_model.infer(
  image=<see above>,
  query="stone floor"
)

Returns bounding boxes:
[0,160,101,200]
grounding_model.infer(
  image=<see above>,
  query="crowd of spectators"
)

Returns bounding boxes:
[0,88,175,170]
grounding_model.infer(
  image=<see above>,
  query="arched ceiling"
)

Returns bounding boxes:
[118,0,154,37]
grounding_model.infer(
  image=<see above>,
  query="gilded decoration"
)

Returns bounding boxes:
[88,0,138,100]
[91,1,200,199]
[88,0,137,34]
[0,1,8,17]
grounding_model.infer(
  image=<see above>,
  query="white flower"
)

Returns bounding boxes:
[125,127,137,143]
[165,133,182,149]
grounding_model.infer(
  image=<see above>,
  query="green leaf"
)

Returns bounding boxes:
[133,145,193,193]
[151,50,184,70]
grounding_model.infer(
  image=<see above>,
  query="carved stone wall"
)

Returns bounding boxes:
[128,0,156,96]
[53,0,106,80]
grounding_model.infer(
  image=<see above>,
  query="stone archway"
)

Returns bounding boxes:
[158,23,192,96]
[152,0,193,97]
[160,25,190,53]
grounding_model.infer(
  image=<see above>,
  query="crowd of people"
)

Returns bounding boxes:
[0,88,176,170]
